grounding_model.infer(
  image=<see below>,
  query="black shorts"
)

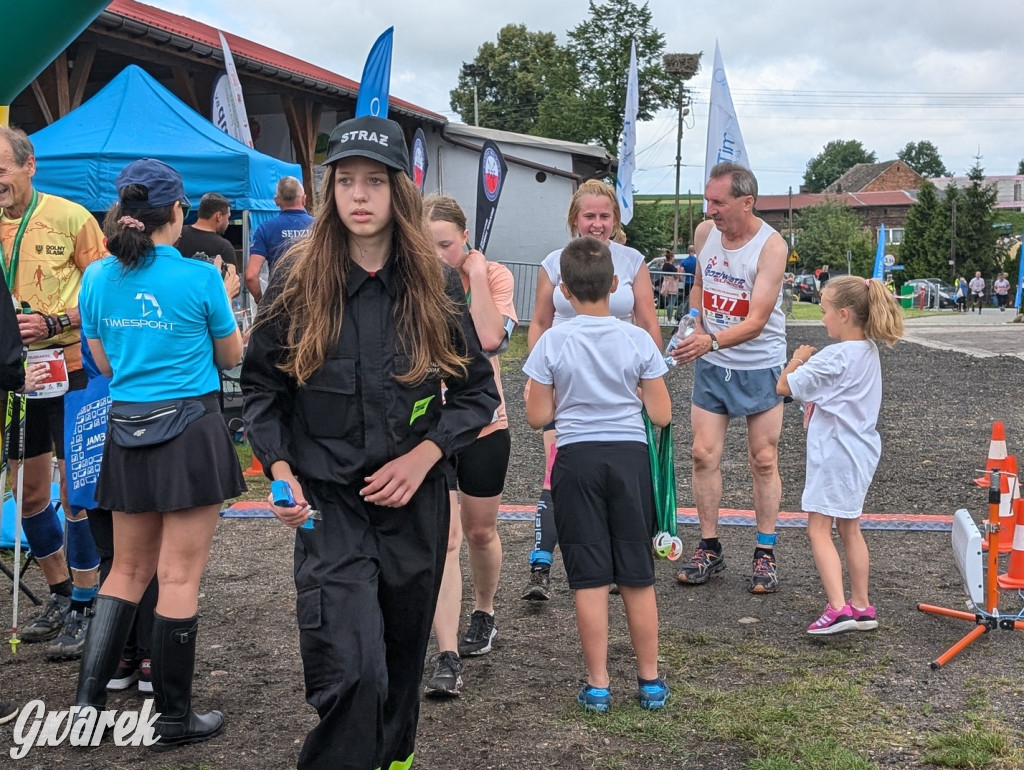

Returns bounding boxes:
[96,404,246,514]
[444,428,511,498]
[551,441,655,590]
[2,368,87,460]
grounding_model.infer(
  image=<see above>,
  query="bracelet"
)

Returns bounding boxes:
[792,356,805,365]
[42,313,57,339]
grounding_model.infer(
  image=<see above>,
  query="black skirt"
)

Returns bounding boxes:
[96,412,246,514]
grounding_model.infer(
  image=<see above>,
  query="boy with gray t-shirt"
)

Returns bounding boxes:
[523,236,672,714]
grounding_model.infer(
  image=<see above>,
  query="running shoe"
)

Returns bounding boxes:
[638,679,670,710]
[458,610,497,657]
[107,655,141,691]
[749,549,779,594]
[807,603,857,635]
[577,685,611,714]
[45,607,91,660]
[521,567,552,601]
[676,543,725,585]
[20,593,71,642]
[851,605,878,631]
[137,658,153,693]
[424,651,463,698]
[0,702,18,725]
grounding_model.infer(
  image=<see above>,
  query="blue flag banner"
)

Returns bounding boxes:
[355,27,394,119]
[616,41,639,226]
[1016,226,1024,309]
[872,223,887,281]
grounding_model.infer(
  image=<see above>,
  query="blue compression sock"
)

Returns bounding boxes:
[21,503,64,559]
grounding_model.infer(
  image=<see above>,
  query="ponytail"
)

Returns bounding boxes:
[825,275,904,347]
[102,183,174,271]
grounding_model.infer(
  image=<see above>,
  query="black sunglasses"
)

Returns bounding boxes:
[179,200,191,219]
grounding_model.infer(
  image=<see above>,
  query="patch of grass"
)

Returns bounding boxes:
[923,724,1016,768]
[498,326,529,362]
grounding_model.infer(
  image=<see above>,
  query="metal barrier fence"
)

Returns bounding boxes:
[500,262,694,328]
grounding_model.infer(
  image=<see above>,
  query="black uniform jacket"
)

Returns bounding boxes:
[240,258,499,485]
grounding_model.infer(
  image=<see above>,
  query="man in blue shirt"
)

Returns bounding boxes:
[676,244,698,320]
[245,177,314,303]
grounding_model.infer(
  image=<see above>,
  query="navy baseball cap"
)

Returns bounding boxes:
[115,158,190,209]
[323,116,410,176]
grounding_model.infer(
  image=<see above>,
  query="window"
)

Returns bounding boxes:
[879,227,904,245]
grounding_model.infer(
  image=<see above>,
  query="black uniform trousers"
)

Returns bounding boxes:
[295,475,449,770]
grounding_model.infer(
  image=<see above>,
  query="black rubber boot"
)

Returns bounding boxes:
[74,595,138,710]
[150,613,223,752]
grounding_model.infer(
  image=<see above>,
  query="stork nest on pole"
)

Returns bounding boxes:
[662,53,702,80]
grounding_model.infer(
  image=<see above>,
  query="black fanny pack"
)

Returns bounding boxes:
[108,394,218,448]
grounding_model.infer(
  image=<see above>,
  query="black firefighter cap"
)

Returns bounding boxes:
[323,116,410,176]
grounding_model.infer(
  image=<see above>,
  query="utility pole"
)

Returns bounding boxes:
[787,186,794,249]
[460,63,486,126]
[672,82,685,251]
[950,197,957,280]
[662,53,701,251]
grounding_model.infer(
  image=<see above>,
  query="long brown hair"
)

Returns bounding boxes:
[256,165,468,386]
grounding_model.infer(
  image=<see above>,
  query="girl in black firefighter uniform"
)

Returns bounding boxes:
[240,115,498,770]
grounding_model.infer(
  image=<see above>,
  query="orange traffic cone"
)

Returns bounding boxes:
[982,457,1017,553]
[997,498,1024,589]
[974,422,1008,487]
[242,454,264,477]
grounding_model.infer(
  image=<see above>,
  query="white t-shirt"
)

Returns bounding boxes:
[994,278,1010,296]
[786,340,882,518]
[542,241,644,325]
[523,315,667,447]
[698,221,786,370]
[969,276,986,294]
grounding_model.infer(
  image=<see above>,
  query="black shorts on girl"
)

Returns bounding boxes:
[96,396,245,513]
[551,440,655,590]
[445,428,511,498]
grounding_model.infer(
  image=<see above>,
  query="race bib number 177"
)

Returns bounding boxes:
[702,288,750,323]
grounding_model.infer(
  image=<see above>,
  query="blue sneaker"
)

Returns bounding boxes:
[577,685,611,713]
[638,678,670,710]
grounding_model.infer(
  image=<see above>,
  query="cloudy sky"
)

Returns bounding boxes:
[164,0,1024,196]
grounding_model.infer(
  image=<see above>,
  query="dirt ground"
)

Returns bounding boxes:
[3,322,1024,769]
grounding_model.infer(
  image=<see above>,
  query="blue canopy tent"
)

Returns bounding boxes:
[29,64,302,237]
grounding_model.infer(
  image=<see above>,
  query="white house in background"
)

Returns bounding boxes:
[932,175,1024,211]
[417,122,615,319]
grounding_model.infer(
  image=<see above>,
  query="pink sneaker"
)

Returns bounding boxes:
[850,605,878,631]
[807,603,857,635]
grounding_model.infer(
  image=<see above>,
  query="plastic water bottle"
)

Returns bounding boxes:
[664,308,699,366]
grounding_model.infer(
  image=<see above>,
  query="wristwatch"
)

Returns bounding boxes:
[708,333,720,352]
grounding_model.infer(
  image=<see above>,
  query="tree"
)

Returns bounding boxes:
[563,0,678,152]
[900,181,950,279]
[1018,158,1024,175]
[896,141,948,178]
[792,198,874,273]
[449,25,570,134]
[802,140,877,193]
[952,159,999,277]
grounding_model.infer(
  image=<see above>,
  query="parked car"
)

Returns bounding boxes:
[794,274,820,303]
[903,278,957,309]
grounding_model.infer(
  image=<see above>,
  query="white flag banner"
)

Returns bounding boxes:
[217,31,253,147]
[704,40,748,189]
[615,41,639,226]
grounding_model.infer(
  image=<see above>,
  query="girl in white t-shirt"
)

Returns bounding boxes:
[777,276,903,635]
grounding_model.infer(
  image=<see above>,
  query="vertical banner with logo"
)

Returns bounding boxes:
[1016,226,1024,309]
[216,31,253,147]
[474,140,507,254]
[411,128,429,193]
[616,41,639,226]
[704,41,748,189]
[873,223,887,281]
[355,27,394,118]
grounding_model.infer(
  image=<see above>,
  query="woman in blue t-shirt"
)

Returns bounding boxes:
[74,158,244,750]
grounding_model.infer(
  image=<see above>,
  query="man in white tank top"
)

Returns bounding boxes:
[668,162,788,594]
